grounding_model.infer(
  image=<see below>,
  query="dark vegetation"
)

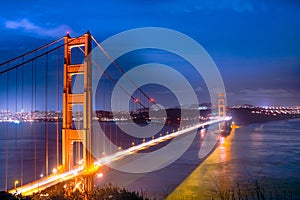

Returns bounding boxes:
[3,176,297,200]
[210,176,295,200]
[2,184,149,200]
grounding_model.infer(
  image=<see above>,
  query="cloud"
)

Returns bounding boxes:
[239,88,297,98]
[5,18,72,38]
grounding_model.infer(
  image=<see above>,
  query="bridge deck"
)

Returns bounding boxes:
[9,117,231,196]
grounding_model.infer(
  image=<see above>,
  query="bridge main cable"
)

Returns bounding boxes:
[0,34,85,75]
[0,36,64,67]
[91,36,162,110]
[76,44,149,109]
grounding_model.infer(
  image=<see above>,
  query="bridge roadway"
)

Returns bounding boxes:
[8,116,231,196]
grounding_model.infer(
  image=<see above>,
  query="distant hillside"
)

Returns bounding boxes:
[228,108,300,126]
[95,106,300,126]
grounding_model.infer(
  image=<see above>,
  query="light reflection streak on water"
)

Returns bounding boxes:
[167,128,236,200]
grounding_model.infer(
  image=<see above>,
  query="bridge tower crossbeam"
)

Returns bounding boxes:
[218,93,226,117]
[218,93,226,131]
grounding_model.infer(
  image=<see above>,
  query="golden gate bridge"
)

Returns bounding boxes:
[0,31,231,196]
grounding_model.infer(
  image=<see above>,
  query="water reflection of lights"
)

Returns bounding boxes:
[168,128,235,199]
[219,145,227,161]
[200,129,206,139]
[219,136,225,144]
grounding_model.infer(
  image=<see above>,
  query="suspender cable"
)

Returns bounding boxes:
[109,77,112,154]
[103,74,106,155]
[5,63,9,191]
[34,52,37,180]
[45,48,49,176]
[56,48,60,168]
[30,60,36,181]
[21,57,24,186]
[14,63,18,186]
[108,77,112,154]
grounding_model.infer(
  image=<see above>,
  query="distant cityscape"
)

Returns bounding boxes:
[0,104,299,124]
[0,110,61,123]
[231,104,300,115]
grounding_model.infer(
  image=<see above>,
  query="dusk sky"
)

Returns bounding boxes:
[0,0,300,108]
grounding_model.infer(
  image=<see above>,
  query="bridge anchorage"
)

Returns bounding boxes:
[62,31,94,192]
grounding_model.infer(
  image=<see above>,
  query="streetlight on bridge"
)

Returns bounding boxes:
[14,180,19,192]
[38,174,44,192]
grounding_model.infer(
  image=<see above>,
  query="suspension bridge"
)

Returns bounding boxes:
[0,31,231,196]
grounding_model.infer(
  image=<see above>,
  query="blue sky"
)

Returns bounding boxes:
[0,0,300,109]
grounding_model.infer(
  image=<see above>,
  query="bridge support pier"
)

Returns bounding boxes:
[62,32,94,192]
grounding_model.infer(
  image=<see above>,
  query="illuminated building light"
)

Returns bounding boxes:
[14,120,20,124]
